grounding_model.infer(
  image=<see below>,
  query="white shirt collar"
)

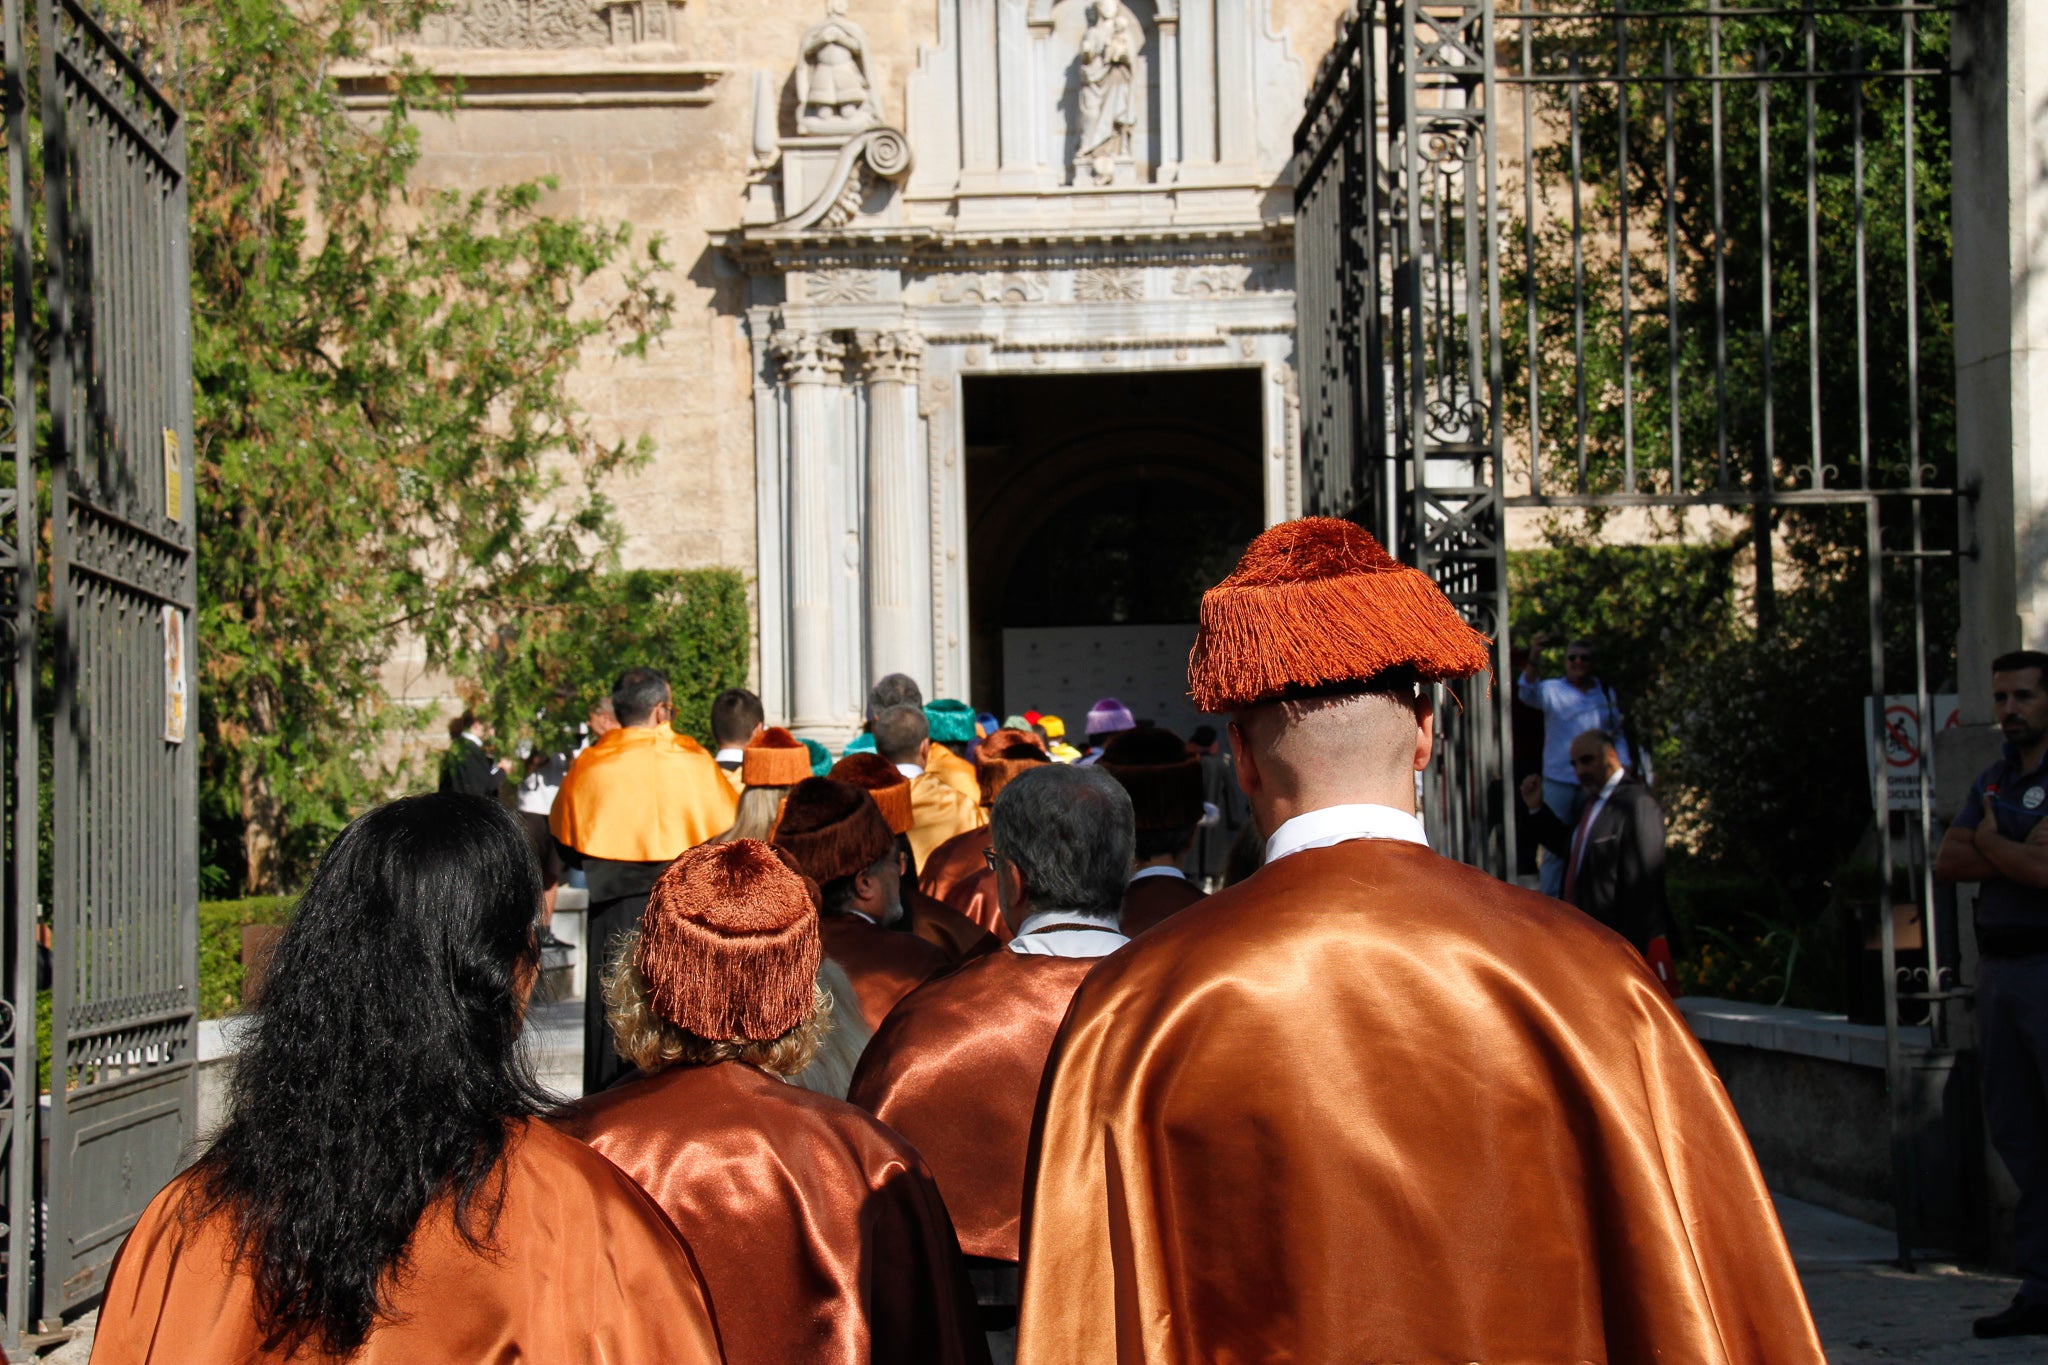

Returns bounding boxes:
[714,746,745,764]
[1007,909,1128,959]
[1128,864,1189,884]
[1594,768,1626,801]
[1264,803,1429,865]
[895,762,925,780]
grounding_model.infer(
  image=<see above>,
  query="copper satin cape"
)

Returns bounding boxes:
[90,1120,721,1365]
[549,726,738,862]
[920,828,1010,941]
[820,912,950,1030]
[848,951,1096,1262]
[902,884,998,962]
[559,1060,988,1365]
[1016,839,1824,1365]
[909,772,986,867]
[1119,873,1206,936]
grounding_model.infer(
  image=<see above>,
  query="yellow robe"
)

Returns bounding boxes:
[925,745,981,805]
[548,727,738,862]
[908,771,986,868]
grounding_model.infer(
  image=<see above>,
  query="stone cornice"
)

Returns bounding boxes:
[334,51,726,109]
[715,219,1294,276]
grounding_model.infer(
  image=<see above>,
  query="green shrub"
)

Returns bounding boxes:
[199,897,297,1022]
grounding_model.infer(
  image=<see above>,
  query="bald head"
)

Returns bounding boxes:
[1569,728,1622,793]
[1229,688,1434,831]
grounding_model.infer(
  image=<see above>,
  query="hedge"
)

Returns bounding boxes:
[199,896,297,1022]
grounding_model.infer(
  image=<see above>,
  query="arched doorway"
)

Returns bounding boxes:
[964,369,1264,732]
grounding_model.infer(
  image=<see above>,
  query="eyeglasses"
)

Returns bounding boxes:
[1565,652,1594,662]
[983,848,1007,872]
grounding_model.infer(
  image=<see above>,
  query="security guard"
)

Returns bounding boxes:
[1937,647,2048,1339]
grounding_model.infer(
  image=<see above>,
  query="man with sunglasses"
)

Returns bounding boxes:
[1519,634,1633,896]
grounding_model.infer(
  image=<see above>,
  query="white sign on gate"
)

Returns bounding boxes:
[1864,694,1960,812]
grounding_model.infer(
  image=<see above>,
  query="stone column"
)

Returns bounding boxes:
[858,329,931,688]
[770,329,847,733]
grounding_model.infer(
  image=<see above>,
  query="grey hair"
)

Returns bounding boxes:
[991,765,1134,916]
[869,673,924,716]
[872,704,929,763]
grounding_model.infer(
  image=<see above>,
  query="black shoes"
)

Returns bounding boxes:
[1974,1294,2048,1339]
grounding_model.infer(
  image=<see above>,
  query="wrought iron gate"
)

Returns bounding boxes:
[1297,0,1954,1257]
[0,0,195,1341]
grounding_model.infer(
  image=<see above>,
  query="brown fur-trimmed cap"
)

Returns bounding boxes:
[770,777,896,884]
[637,839,821,1043]
[1099,726,1205,830]
[976,729,1051,806]
[1188,517,1492,712]
[828,753,915,835]
[742,727,813,788]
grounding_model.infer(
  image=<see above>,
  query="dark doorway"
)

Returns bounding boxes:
[963,369,1264,722]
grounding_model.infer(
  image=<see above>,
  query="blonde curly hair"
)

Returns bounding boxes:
[603,928,831,1077]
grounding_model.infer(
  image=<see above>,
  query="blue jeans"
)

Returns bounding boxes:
[1538,777,1585,898]
[1981,953,2048,1303]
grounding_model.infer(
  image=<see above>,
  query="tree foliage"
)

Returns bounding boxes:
[124,0,677,891]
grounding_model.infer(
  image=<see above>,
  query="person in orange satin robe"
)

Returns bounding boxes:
[831,752,995,962]
[851,764,1133,1346]
[92,794,721,1365]
[1015,517,1825,1365]
[873,703,987,866]
[919,729,1051,942]
[550,666,739,1093]
[558,839,988,1365]
[773,776,949,1030]
[1098,725,1208,935]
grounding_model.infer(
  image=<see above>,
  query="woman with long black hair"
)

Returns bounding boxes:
[90,793,722,1363]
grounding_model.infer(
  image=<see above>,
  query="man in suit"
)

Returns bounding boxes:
[1521,728,1675,990]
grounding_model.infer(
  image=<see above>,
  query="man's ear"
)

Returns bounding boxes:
[1228,719,1261,800]
[1411,692,1436,774]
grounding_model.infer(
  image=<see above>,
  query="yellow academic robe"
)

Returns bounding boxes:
[908,771,986,868]
[549,727,739,862]
[925,745,981,805]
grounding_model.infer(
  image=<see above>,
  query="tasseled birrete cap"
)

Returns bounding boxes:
[1085,698,1137,738]
[771,777,896,884]
[828,753,915,835]
[925,698,978,745]
[1188,517,1493,712]
[742,727,812,788]
[1099,726,1204,830]
[637,839,821,1043]
[976,729,1051,806]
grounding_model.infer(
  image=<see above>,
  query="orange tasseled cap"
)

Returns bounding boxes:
[637,839,822,1043]
[975,729,1051,806]
[1098,726,1205,830]
[1187,517,1493,712]
[770,777,896,884]
[742,727,813,788]
[827,753,915,836]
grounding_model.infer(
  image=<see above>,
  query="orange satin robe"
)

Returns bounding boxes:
[558,1060,989,1365]
[848,951,1096,1262]
[909,772,986,868]
[91,1120,722,1365]
[918,828,1008,941]
[901,885,998,963]
[926,744,981,804]
[1119,872,1206,936]
[820,913,950,1031]
[1016,838,1825,1365]
[549,726,738,862]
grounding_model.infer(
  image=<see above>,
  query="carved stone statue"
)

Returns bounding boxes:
[796,0,881,137]
[1074,0,1142,182]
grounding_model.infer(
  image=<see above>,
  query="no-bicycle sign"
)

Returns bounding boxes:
[1864,694,1960,813]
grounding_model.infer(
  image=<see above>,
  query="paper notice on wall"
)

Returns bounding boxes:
[163,604,188,744]
[164,428,182,523]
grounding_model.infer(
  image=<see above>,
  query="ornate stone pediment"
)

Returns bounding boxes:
[410,0,679,51]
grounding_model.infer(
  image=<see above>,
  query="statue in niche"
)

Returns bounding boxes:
[1074,0,1142,182]
[796,0,881,136]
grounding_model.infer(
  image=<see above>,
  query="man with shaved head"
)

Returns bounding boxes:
[1014,518,1820,1365]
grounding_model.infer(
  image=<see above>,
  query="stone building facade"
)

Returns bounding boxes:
[343,0,1350,743]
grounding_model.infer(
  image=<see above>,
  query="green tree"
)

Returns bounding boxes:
[134,0,675,891]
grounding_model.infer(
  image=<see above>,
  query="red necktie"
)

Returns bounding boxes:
[1563,801,1597,901]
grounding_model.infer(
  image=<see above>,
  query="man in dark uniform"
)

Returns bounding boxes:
[1937,647,2048,1339]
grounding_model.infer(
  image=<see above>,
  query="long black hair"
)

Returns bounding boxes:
[188,792,550,1356]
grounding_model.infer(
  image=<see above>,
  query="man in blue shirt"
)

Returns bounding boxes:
[1936,648,2048,1339]
[1518,635,1632,896]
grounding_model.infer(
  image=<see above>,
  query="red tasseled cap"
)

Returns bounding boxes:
[742,727,813,788]
[828,753,915,836]
[637,839,822,1043]
[1099,726,1205,830]
[770,777,896,884]
[975,729,1051,806]
[1187,517,1493,712]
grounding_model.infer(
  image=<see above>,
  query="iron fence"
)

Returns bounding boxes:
[1297,0,1956,1259]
